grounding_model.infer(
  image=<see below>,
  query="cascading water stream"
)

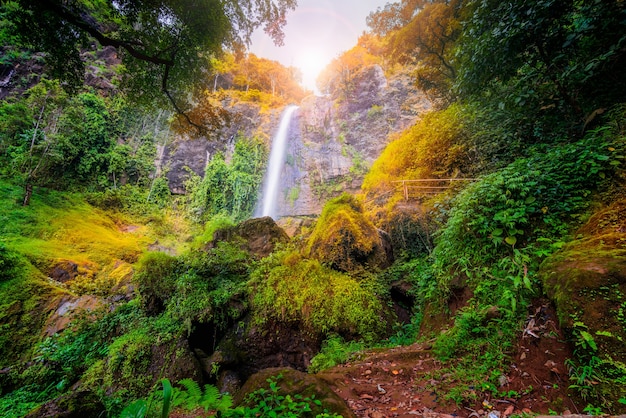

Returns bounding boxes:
[257,105,298,219]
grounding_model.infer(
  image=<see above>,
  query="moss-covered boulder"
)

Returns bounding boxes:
[207,216,290,259]
[540,198,626,412]
[307,194,392,272]
[234,367,356,418]
[24,389,104,418]
[82,329,202,400]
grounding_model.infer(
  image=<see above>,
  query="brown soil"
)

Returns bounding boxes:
[318,300,581,418]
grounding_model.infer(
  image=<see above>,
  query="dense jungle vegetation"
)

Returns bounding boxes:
[1,0,626,417]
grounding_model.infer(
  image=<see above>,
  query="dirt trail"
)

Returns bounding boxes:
[318,301,580,418]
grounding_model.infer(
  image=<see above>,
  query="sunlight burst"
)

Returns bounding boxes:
[295,49,329,92]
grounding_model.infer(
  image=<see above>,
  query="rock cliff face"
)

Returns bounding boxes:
[164,65,430,215]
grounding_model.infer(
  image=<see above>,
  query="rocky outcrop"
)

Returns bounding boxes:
[206,216,289,259]
[275,65,430,217]
[164,102,281,194]
[306,194,393,272]
[163,64,430,215]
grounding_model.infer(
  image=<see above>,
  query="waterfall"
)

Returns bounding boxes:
[257,105,298,219]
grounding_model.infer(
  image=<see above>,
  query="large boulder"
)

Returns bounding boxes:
[307,194,392,272]
[234,367,356,418]
[540,198,626,413]
[24,389,104,418]
[206,216,289,259]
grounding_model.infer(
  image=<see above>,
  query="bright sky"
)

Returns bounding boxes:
[250,0,390,92]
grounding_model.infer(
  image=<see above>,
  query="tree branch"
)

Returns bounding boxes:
[161,60,206,134]
[40,1,174,66]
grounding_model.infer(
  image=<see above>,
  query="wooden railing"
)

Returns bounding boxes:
[391,178,476,200]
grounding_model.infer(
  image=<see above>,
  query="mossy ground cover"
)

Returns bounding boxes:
[0,181,149,267]
[0,180,196,416]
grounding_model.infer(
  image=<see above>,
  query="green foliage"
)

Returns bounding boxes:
[83,313,184,400]
[192,213,236,249]
[0,301,147,417]
[168,242,250,329]
[121,375,341,418]
[563,320,626,411]
[2,0,296,113]
[433,122,625,309]
[251,249,385,340]
[455,0,626,127]
[0,79,159,194]
[0,385,50,418]
[134,252,181,313]
[134,242,250,330]
[236,375,341,418]
[120,377,234,418]
[187,136,267,222]
[308,335,365,373]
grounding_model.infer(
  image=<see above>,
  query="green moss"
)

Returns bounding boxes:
[251,250,385,341]
[540,199,626,413]
[306,194,388,272]
[0,272,62,364]
[82,313,185,401]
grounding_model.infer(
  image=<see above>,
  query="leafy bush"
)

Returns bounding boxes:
[121,378,234,418]
[186,136,267,222]
[414,117,626,403]
[120,375,341,418]
[134,252,180,314]
[192,214,236,249]
[168,243,250,328]
[308,335,365,373]
[135,242,250,329]
[236,375,341,418]
[433,124,625,310]
[82,313,184,402]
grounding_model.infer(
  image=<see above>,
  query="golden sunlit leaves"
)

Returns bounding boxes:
[316,45,382,97]
[362,104,471,198]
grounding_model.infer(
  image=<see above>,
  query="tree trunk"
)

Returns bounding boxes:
[23,183,33,206]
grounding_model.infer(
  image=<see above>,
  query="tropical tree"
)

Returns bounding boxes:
[455,0,626,130]
[3,0,296,129]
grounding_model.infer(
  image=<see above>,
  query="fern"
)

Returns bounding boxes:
[200,384,221,409]
[178,378,203,405]
[120,378,237,417]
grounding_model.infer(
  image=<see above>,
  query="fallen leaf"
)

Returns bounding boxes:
[392,370,400,375]
[504,405,515,416]
[359,394,374,400]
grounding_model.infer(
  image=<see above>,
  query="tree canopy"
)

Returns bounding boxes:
[3,0,296,126]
